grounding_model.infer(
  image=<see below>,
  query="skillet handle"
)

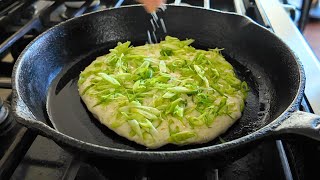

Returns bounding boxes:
[273,111,320,141]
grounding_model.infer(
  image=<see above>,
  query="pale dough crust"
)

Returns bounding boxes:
[78,42,245,149]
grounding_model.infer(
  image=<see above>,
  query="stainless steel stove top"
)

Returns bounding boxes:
[258,0,320,115]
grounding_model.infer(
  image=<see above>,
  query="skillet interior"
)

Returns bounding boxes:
[15,5,301,151]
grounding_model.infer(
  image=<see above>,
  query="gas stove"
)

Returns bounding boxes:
[1,0,320,179]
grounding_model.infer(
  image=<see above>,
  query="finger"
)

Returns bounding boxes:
[137,0,166,13]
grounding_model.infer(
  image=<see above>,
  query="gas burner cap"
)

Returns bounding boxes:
[64,0,100,9]
[61,0,102,19]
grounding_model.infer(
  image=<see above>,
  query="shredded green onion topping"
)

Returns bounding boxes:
[79,36,249,144]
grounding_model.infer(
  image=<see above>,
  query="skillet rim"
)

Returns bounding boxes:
[11,4,305,161]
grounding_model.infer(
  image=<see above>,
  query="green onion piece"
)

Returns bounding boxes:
[93,61,103,67]
[160,48,173,56]
[121,111,130,118]
[159,60,167,73]
[98,73,121,86]
[81,84,94,95]
[140,61,150,69]
[130,101,141,106]
[111,119,126,128]
[194,53,205,63]
[188,116,205,127]
[129,130,136,137]
[173,105,184,118]
[145,69,153,79]
[166,98,184,114]
[241,81,249,92]
[125,101,161,115]
[115,73,132,79]
[227,102,237,112]
[194,65,210,88]
[139,119,158,136]
[211,68,220,82]
[170,131,196,143]
[168,119,180,135]
[240,100,245,112]
[217,97,227,108]
[133,80,141,92]
[134,61,150,75]
[167,87,196,93]
[132,108,158,120]
[182,39,194,46]
[172,60,185,67]
[219,137,227,143]
[162,92,176,99]
[93,94,112,107]
[143,132,154,143]
[136,106,161,115]
[109,41,131,55]
[128,119,143,138]
[205,114,216,127]
[152,118,163,128]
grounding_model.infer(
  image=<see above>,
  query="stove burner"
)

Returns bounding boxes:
[0,98,8,123]
[60,0,102,19]
[0,98,14,136]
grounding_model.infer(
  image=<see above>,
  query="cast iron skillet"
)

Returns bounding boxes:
[12,5,320,163]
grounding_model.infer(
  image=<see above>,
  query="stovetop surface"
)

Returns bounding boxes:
[11,136,287,180]
[1,0,320,180]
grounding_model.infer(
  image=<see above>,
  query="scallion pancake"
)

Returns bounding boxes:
[78,36,248,149]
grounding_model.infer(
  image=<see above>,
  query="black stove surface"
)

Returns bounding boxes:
[1,0,319,180]
[11,137,287,180]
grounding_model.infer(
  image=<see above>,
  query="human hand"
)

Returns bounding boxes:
[137,0,166,13]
